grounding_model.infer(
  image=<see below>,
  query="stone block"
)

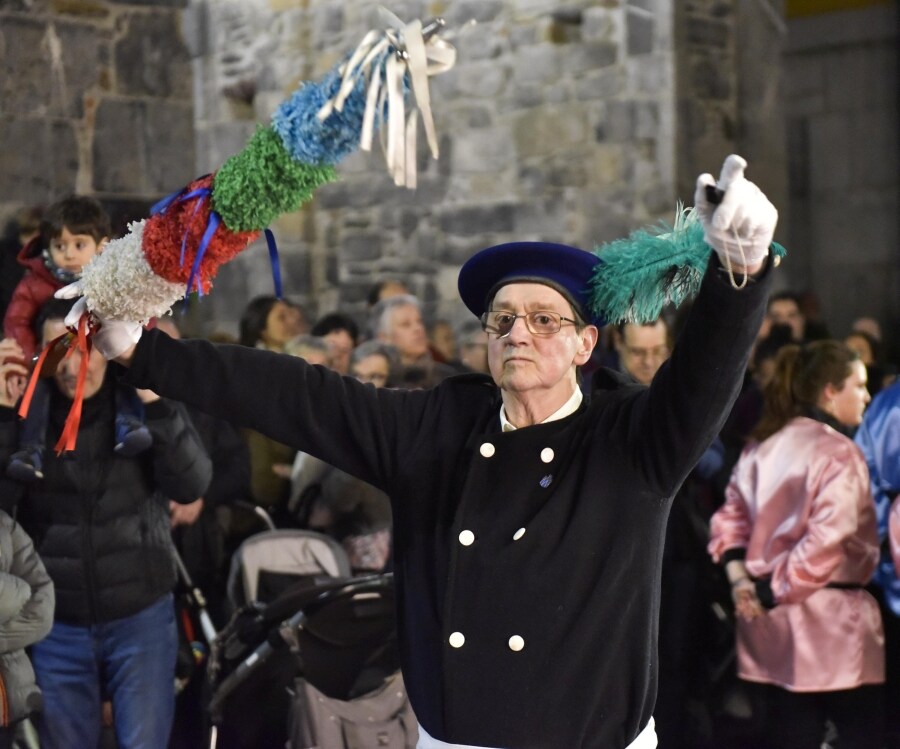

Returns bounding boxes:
[0,16,102,118]
[511,44,561,86]
[0,16,54,116]
[439,203,515,236]
[689,58,731,100]
[626,9,654,55]
[115,11,191,99]
[455,60,510,98]
[92,98,146,194]
[446,0,504,25]
[451,127,516,173]
[0,118,78,203]
[509,83,545,109]
[582,7,620,44]
[106,0,187,7]
[686,17,728,48]
[341,233,383,262]
[575,68,625,100]
[513,106,589,152]
[595,100,635,142]
[144,100,196,192]
[634,101,659,139]
[560,40,618,73]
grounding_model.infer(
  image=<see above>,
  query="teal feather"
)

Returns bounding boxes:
[588,204,710,325]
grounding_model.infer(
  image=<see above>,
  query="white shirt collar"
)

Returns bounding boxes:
[499,387,584,432]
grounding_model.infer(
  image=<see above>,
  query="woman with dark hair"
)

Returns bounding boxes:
[238,295,302,351]
[238,296,304,512]
[709,341,884,749]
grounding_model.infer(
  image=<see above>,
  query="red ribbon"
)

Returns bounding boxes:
[17,333,68,421]
[53,314,92,454]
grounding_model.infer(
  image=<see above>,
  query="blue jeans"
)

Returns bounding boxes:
[32,593,178,749]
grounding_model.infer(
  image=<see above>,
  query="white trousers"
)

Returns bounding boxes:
[416,716,657,749]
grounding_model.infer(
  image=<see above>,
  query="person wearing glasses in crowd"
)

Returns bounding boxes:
[613,318,671,386]
[62,156,777,749]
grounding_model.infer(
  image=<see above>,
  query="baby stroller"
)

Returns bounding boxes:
[207,529,415,749]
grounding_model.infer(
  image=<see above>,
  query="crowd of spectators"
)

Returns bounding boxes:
[2,199,900,748]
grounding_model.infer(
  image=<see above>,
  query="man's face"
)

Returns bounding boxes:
[43,319,108,400]
[767,299,804,341]
[383,304,429,363]
[616,321,669,385]
[486,283,596,400]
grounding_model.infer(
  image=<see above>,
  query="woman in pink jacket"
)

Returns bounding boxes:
[709,340,884,749]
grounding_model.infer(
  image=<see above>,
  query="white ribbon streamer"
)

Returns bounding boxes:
[316,7,469,188]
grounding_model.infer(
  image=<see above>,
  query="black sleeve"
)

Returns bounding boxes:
[621,253,775,496]
[0,408,25,515]
[143,397,213,504]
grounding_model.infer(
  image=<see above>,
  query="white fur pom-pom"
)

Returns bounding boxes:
[79,221,184,323]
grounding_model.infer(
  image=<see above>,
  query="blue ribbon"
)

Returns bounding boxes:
[185,211,221,297]
[264,229,283,299]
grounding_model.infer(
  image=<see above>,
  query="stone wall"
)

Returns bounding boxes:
[782,2,899,346]
[0,0,195,239]
[186,0,687,337]
[1,0,798,341]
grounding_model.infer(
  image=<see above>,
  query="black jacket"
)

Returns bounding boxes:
[125,258,772,748]
[0,370,212,625]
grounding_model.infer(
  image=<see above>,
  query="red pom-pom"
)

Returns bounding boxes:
[142,175,260,293]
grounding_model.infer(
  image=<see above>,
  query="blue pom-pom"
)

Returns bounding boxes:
[272,60,382,165]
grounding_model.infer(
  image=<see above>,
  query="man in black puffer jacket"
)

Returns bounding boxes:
[0,298,211,749]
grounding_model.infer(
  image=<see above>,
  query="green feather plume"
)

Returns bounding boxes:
[588,204,708,325]
[588,205,788,325]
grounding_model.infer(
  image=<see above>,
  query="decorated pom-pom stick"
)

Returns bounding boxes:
[77,8,466,325]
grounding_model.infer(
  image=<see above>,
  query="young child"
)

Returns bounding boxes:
[3,197,151,480]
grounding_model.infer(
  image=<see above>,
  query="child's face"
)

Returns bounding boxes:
[49,227,104,274]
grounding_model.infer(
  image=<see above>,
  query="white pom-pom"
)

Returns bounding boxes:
[79,221,184,322]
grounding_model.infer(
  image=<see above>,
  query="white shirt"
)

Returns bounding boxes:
[499,386,584,432]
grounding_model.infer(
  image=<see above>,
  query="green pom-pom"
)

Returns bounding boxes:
[212,126,338,232]
[589,205,711,325]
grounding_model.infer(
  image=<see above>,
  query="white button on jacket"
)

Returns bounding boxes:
[449,632,465,648]
[459,530,475,546]
[480,443,496,458]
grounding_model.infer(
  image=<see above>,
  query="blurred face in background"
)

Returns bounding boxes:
[844,333,875,367]
[323,329,355,374]
[767,299,804,342]
[459,330,489,374]
[261,301,303,351]
[383,304,429,364]
[616,320,670,386]
[822,360,870,428]
[43,319,107,400]
[352,354,391,388]
[430,321,457,362]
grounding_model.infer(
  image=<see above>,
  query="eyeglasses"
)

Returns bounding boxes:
[480,310,577,338]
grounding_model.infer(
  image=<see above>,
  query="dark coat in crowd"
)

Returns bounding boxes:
[0,370,211,625]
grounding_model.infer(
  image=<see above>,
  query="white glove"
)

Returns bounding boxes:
[694,154,778,273]
[56,284,143,361]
